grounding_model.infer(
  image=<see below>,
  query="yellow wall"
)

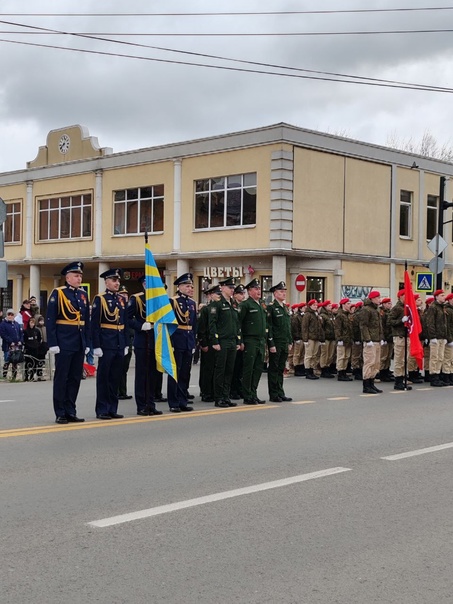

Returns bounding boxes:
[344,159,391,256]
[342,260,390,288]
[293,148,345,252]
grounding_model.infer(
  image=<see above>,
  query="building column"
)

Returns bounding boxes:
[173,159,182,252]
[25,181,33,259]
[95,170,103,257]
[29,264,41,300]
[272,255,287,288]
[176,259,189,279]
[98,262,109,295]
[15,274,24,309]
[53,274,61,289]
[333,269,344,303]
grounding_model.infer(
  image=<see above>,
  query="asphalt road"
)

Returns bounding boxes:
[2,367,453,603]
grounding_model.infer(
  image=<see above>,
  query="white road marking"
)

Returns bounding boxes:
[88,467,352,528]
[291,400,316,405]
[382,441,453,461]
[327,397,349,401]
[0,400,14,403]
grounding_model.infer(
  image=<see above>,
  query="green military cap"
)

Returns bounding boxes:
[234,284,246,294]
[245,278,261,289]
[269,281,287,293]
[219,277,236,287]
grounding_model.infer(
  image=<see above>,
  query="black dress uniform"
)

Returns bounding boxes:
[46,261,90,423]
[267,281,293,402]
[127,275,163,416]
[91,269,127,419]
[168,273,197,411]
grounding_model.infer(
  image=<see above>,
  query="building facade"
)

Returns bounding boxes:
[1,122,453,313]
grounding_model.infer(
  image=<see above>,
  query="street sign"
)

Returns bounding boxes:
[428,256,445,275]
[0,197,6,224]
[427,233,448,256]
[416,272,434,293]
[295,274,306,292]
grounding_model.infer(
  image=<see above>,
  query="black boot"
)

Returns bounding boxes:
[430,373,443,387]
[424,370,430,383]
[294,365,306,377]
[394,376,412,390]
[408,371,423,384]
[370,379,383,393]
[380,369,394,382]
[320,367,334,378]
[306,368,319,380]
[329,363,337,375]
[338,369,353,382]
[362,378,376,394]
[353,368,363,380]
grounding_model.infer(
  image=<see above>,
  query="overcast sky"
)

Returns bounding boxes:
[1,0,453,173]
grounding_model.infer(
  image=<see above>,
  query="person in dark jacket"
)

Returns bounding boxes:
[23,316,42,381]
[424,288,447,387]
[335,298,354,382]
[267,281,293,402]
[0,309,23,380]
[35,314,48,380]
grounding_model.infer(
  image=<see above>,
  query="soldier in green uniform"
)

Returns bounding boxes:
[267,281,293,402]
[208,277,242,408]
[239,278,268,405]
[230,283,247,400]
[197,284,221,402]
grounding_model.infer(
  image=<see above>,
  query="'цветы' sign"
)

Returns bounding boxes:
[203,266,244,278]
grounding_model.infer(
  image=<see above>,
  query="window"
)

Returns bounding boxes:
[427,194,438,240]
[261,276,273,305]
[4,201,21,243]
[306,277,325,302]
[38,193,92,241]
[113,185,164,235]
[195,172,256,230]
[399,190,412,238]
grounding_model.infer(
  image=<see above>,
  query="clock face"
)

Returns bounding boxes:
[58,134,70,154]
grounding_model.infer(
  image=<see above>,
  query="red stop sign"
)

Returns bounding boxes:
[295,274,306,292]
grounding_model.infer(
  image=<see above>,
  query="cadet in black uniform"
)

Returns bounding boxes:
[91,268,127,419]
[127,275,163,416]
[117,285,134,400]
[46,261,90,424]
[208,277,242,407]
[239,278,268,404]
[168,273,197,412]
[267,281,293,402]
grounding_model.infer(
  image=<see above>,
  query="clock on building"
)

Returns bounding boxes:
[58,134,70,154]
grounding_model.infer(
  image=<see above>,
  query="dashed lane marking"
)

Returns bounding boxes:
[291,400,316,405]
[327,397,349,401]
[382,441,453,461]
[0,405,278,439]
[88,466,352,527]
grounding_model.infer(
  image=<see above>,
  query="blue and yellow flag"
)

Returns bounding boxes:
[145,243,178,380]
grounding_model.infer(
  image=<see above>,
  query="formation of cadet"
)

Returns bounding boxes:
[47,260,450,423]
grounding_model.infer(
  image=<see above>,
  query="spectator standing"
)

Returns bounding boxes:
[0,309,23,380]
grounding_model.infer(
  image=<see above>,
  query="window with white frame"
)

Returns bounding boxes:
[426,194,438,240]
[38,193,92,241]
[399,190,412,238]
[113,185,164,235]
[194,172,257,230]
[4,200,22,244]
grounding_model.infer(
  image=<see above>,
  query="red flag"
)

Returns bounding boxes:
[404,270,424,370]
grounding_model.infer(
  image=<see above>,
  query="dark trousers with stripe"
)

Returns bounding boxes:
[242,338,265,399]
[95,349,123,416]
[53,349,84,418]
[167,348,192,409]
[267,343,288,399]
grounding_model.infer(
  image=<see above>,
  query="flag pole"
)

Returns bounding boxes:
[144,231,151,412]
[404,261,409,390]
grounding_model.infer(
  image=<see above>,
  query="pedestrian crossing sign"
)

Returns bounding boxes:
[416,272,434,293]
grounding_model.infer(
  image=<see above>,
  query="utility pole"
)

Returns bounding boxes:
[436,177,453,290]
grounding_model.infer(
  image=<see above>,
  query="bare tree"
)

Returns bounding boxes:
[386,130,453,162]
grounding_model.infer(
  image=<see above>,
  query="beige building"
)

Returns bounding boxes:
[1,122,453,313]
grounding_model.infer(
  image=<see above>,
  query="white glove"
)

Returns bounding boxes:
[93,347,103,357]
[49,346,60,354]
[354,341,361,345]
[295,340,301,344]
[365,341,374,347]
[430,339,438,345]
[85,347,90,354]
[141,322,152,331]
[380,340,386,346]
[424,339,429,345]
[337,341,344,346]
[320,342,326,346]
[124,347,129,356]
[402,316,409,323]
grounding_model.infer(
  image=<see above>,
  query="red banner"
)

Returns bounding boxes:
[404,270,424,370]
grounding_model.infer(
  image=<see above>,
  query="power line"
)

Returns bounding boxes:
[2,37,453,95]
[2,7,453,17]
[2,29,453,37]
[1,19,451,95]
